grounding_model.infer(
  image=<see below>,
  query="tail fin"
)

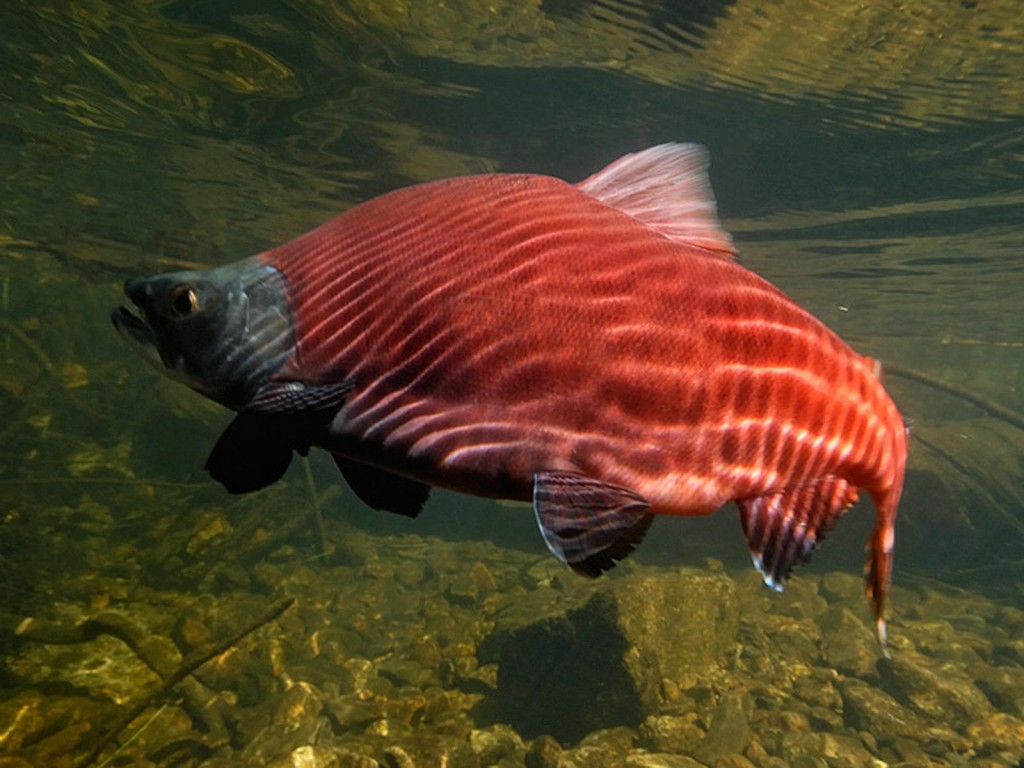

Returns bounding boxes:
[867,427,908,655]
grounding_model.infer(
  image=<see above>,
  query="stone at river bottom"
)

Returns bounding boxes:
[496,569,738,742]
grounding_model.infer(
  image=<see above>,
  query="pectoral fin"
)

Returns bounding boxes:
[206,412,295,493]
[332,455,431,518]
[206,381,353,493]
[737,475,859,590]
[533,470,653,576]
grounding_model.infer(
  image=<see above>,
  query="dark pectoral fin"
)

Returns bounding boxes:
[737,475,860,590]
[533,470,653,576]
[206,413,294,493]
[205,381,354,494]
[333,455,430,518]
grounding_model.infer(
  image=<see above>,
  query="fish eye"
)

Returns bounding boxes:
[168,284,199,317]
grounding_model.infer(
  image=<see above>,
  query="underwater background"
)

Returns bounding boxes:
[1,1,1023,766]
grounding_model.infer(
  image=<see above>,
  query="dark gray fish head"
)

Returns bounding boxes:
[112,256,295,410]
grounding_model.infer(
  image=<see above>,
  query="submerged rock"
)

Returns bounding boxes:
[469,723,525,764]
[496,569,738,742]
[966,712,1024,755]
[819,607,877,678]
[691,689,752,763]
[839,679,924,743]
[879,651,993,722]
[623,752,706,768]
[638,713,704,753]
[525,735,562,768]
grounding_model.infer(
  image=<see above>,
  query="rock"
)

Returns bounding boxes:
[974,663,1024,714]
[638,714,704,753]
[713,757,757,768]
[445,561,498,605]
[879,652,993,722]
[271,745,343,768]
[273,681,326,726]
[819,607,877,677]
[793,669,843,730]
[563,745,632,768]
[497,570,738,741]
[377,657,432,689]
[331,751,380,768]
[579,726,636,753]
[0,692,47,752]
[762,617,821,660]
[819,733,875,768]
[623,753,706,768]
[818,572,861,604]
[394,559,426,589]
[771,578,827,622]
[171,596,215,651]
[839,679,923,743]
[966,712,1024,754]
[324,695,387,732]
[691,689,752,764]
[547,727,636,768]
[239,717,334,765]
[741,740,777,768]
[469,724,525,764]
[343,734,478,768]
[382,745,416,768]
[776,731,826,767]
[525,735,562,768]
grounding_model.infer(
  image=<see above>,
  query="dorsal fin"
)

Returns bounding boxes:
[576,143,736,261]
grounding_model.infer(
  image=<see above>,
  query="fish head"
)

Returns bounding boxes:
[112,257,295,410]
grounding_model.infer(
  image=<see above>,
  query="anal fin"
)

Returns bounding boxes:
[737,476,859,590]
[533,470,653,577]
[333,455,431,518]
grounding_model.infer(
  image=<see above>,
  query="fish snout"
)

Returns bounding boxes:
[123,277,157,307]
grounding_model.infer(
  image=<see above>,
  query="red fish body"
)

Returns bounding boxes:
[114,145,907,645]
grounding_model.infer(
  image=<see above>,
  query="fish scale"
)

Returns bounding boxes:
[114,143,907,648]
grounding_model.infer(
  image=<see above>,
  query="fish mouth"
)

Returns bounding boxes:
[111,299,162,368]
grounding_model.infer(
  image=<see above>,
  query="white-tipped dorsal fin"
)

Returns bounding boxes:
[576,143,736,261]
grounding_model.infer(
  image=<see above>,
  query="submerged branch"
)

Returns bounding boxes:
[8,596,296,768]
[0,317,54,373]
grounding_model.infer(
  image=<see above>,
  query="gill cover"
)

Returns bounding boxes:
[112,256,295,410]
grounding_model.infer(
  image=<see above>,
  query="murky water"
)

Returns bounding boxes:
[2,2,1023,766]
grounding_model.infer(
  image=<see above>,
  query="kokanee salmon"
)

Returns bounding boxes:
[113,144,908,648]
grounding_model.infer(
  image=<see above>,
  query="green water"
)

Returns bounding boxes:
[2,1,1024,766]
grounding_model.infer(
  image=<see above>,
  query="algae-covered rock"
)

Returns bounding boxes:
[691,689,752,764]
[496,569,738,741]
[638,714,705,754]
[879,651,993,722]
[623,753,706,768]
[469,723,525,765]
[819,607,876,677]
[839,679,923,743]
[966,712,1024,756]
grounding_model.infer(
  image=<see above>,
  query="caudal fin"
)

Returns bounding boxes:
[867,484,902,654]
